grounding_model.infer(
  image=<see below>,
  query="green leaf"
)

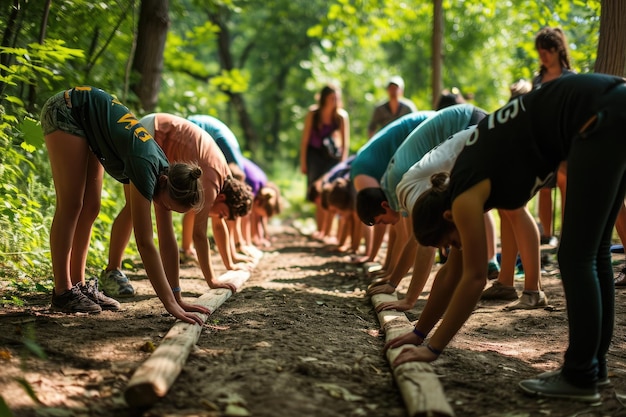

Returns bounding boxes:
[15,378,41,404]
[19,117,44,150]
[0,396,14,417]
[22,338,47,360]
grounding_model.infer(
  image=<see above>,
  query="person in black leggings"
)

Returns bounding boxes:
[384,73,626,402]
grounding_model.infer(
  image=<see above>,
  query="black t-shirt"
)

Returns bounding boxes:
[450,73,626,210]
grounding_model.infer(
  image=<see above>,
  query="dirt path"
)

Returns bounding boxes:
[1,222,626,417]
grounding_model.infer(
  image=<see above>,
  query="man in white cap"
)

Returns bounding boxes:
[367,75,418,137]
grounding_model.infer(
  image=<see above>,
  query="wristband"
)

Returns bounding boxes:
[426,344,443,356]
[412,328,426,339]
[172,287,181,293]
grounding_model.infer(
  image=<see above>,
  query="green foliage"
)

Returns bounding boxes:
[0,397,13,417]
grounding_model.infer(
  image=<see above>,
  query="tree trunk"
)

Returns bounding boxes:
[209,6,257,151]
[26,0,51,112]
[594,0,626,76]
[131,0,169,112]
[431,0,444,109]
[0,0,22,101]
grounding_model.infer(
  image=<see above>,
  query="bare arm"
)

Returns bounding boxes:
[373,243,436,311]
[339,110,350,160]
[129,184,203,325]
[300,111,313,174]
[428,180,491,352]
[196,215,237,292]
[154,204,210,314]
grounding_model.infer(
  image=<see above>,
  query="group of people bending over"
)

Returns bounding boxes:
[42,87,280,322]
[41,71,626,404]
[303,73,626,403]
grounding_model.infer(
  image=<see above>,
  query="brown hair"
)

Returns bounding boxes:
[327,178,355,212]
[312,84,343,132]
[411,172,455,247]
[255,183,281,217]
[221,176,253,219]
[535,27,571,74]
[163,162,204,211]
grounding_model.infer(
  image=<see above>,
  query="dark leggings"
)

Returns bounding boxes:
[558,84,626,386]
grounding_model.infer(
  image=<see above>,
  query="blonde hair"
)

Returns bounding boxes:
[164,162,204,211]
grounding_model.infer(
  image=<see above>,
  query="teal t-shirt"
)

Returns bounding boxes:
[350,111,435,181]
[187,114,245,169]
[69,86,168,201]
[381,104,484,211]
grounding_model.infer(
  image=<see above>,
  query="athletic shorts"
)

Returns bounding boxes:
[40,90,85,137]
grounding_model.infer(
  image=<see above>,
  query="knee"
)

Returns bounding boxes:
[81,198,101,222]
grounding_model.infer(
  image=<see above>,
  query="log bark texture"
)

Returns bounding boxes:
[124,269,251,407]
[371,292,455,417]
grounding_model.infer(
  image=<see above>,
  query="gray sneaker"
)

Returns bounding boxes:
[51,285,102,314]
[537,369,610,388]
[519,370,600,402]
[80,279,121,311]
[481,281,518,301]
[99,269,135,297]
[504,290,548,310]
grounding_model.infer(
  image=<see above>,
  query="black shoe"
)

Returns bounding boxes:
[51,285,102,314]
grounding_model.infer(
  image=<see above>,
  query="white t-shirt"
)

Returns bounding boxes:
[396,126,476,215]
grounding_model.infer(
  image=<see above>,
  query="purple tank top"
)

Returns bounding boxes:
[309,123,338,148]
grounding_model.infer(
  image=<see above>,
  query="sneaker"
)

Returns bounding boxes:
[81,279,121,311]
[615,267,626,287]
[504,290,548,310]
[487,261,500,280]
[519,370,600,402]
[540,235,559,247]
[99,269,135,297]
[179,248,199,265]
[536,369,610,387]
[481,281,518,301]
[51,285,102,314]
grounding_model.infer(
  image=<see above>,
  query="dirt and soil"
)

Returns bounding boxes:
[1,221,626,417]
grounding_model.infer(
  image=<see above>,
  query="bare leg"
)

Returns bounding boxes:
[69,152,104,285]
[182,211,196,254]
[615,202,626,246]
[496,210,518,287]
[45,130,93,293]
[106,185,132,271]
[538,187,553,238]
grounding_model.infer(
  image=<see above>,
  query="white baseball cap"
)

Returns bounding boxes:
[387,75,405,90]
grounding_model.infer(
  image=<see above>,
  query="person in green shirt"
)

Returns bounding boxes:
[40,86,208,325]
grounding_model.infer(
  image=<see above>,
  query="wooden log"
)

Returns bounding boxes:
[124,269,251,407]
[371,293,455,417]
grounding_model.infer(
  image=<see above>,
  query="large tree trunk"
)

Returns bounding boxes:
[594,0,626,76]
[208,6,257,151]
[431,0,443,109]
[131,0,169,112]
